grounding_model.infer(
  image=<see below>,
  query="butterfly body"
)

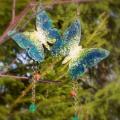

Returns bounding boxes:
[23,30,54,50]
[62,46,83,64]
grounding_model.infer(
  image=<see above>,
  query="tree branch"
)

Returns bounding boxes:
[78,78,98,91]
[0,74,61,84]
[46,0,98,7]
[0,0,99,45]
[0,74,28,80]
[11,0,16,23]
[0,0,36,44]
[10,72,66,109]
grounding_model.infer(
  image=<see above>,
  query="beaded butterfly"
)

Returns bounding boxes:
[51,19,110,79]
[8,8,61,62]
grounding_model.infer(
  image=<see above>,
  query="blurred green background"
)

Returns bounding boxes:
[0,0,120,120]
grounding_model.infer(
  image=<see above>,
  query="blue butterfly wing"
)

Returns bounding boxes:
[68,48,110,79]
[8,30,33,49]
[36,9,52,31]
[63,19,81,43]
[28,46,44,62]
[8,30,44,62]
[51,19,81,56]
[36,9,61,44]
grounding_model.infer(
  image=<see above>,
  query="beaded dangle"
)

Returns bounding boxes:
[71,81,79,120]
[71,4,81,120]
[29,75,36,112]
[29,65,41,112]
[28,2,42,112]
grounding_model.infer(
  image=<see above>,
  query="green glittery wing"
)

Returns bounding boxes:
[8,30,44,62]
[36,8,61,44]
[51,19,81,56]
[68,48,110,79]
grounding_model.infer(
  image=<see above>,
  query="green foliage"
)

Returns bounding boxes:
[0,0,120,120]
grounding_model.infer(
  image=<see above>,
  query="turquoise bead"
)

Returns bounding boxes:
[72,114,79,120]
[29,103,37,112]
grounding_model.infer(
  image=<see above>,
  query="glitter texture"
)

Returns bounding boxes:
[8,9,61,62]
[51,19,81,56]
[51,19,110,79]
[69,48,110,79]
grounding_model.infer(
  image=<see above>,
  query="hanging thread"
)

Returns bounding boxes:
[29,63,41,112]
[29,73,37,112]
[71,81,79,120]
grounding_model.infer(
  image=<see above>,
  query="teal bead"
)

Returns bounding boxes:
[72,114,79,120]
[29,103,37,112]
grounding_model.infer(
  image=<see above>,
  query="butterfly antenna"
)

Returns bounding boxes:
[72,0,80,19]
[37,0,44,12]
[76,6,80,19]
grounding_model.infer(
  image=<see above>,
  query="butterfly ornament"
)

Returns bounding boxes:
[51,19,110,79]
[8,8,61,62]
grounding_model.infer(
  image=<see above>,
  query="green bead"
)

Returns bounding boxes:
[29,103,37,112]
[72,114,79,120]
